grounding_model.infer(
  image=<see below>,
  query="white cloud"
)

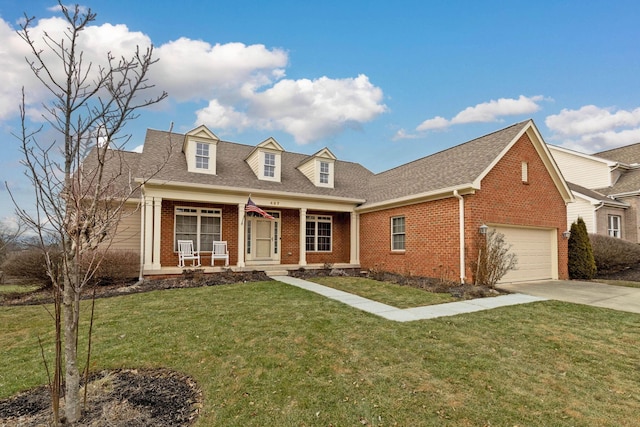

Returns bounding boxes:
[546,105,640,152]
[196,74,387,144]
[416,95,546,132]
[0,12,386,144]
[392,128,420,141]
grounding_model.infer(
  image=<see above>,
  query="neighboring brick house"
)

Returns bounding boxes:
[548,143,640,243]
[106,119,572,283]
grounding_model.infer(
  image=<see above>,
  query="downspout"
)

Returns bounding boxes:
[138,193,145,282]
[453,190,465,283]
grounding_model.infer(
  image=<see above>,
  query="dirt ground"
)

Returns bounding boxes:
[0,369,201,426]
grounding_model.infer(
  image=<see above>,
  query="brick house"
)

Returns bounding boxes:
[548,143,640,243]
[107,119,572,283]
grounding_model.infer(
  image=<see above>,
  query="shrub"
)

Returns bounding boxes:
[471,230,517,288]
[86,250,140,285]
[568,218,597,279]
[1,247,62,286]
[589,233,640,272]
[1,248,139,287]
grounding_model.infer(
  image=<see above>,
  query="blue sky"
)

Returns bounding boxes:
[1,0,640,227]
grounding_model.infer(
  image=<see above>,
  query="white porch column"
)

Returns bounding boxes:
[299,208,307,266]
[152,198,162,269]
[143,196,154,270]
[237,204,246,267]
[350,211,359,264]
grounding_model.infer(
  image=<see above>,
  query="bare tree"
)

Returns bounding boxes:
[471,230,518,288]
[10,3,168,423]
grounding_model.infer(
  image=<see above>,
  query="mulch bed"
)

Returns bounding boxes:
[595,263,640,282]
[1,270,271,307]
[290,267,503,299]
[0,369,201,426]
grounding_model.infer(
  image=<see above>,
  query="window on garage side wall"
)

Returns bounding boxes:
[391,216,405,250]
[175,207,222,252]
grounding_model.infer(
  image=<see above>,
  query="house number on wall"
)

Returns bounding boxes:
[270,201,280,206]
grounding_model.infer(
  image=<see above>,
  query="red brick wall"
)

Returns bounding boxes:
[305,211,351,264]
[159,203,352,267]
[359,132,569,281]
[280,209,300,264]
[359,199,461,279]
[160,200,238,267]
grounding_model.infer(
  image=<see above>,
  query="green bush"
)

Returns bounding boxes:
[589,233,640,272]
[568,218,596,279]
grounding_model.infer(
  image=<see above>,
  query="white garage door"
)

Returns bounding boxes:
[493,226,556,283]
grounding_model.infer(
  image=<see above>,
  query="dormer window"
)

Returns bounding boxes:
[246,137,284,182]
[264,152,276,178]
[319,161,330,184]
[183,125,219,175]
[297,147,336,188]
[196,142,209,169]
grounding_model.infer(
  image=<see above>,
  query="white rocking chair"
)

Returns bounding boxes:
[211,241,229,267]
[177,240,201,267]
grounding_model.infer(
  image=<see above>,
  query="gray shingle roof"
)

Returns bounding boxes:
[596,169,640,196]
[596,143,640,164]
[133,120,532,205]
[81,148,141,199]
[362,120,530,205]
[568,182,628,206]
[136,129,374,200]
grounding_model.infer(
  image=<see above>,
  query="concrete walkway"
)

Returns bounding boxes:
[499,280,640,314]
[271,276,547,322]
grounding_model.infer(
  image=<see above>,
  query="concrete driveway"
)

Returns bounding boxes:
[498,280,640,314]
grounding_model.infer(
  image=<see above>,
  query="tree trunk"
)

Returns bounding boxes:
[63,274,80,423]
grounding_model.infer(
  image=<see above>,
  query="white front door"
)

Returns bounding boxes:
[246,211,280,263]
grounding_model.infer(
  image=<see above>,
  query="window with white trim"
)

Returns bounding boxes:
[319,161,330,184]
[306,215,332,251]
[391,216,405,251]
[264,152,276,178]
[175,207,221,252]
[608,215,621,238]
[196,142,209,169]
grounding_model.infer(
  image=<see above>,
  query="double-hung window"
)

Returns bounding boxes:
[391,216,406,251]
[319,161,330,184]
[175,207,221,251]
[608,215,621,238]
[264,152,276,178]
[195,142,209,169]
[306,215,332,251]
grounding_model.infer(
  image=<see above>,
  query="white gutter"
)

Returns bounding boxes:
[453,190,465,283]
[137,178,366,205]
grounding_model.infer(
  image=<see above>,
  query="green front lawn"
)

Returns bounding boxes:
[309,276,458,308]
[2,280,639,426]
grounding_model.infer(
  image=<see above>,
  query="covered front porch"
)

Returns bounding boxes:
[138,187,363,277]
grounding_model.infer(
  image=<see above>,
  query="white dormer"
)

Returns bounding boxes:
[297,147,336,188]
[245,137,284,182]
[183,125,220,175]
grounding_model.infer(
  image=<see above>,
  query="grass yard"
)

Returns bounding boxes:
[309,276,458,308]
[2,280,640,426]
